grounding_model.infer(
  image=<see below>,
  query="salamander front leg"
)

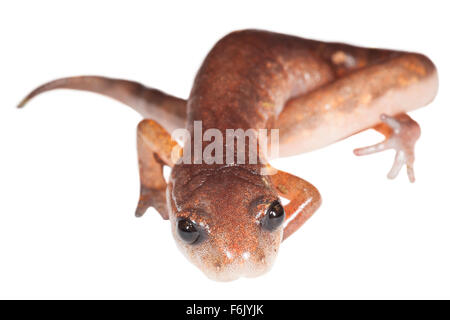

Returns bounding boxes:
[269,169,322,240]
[135,119,180,219]
[354,113,421,182]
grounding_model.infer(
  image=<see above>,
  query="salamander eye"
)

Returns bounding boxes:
[177,218,200,244]
[261,200,285,231]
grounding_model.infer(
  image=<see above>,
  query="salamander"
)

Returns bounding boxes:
[18,29,438,281]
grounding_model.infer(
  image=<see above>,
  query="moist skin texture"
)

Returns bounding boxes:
[18,29,438,281]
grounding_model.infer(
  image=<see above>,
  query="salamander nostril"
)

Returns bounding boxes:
[258,253,266,264]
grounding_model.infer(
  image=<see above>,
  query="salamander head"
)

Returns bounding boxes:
[168,164,284,281]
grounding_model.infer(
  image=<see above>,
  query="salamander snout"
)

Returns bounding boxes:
[173,227,282,281]
[170,203,284,281]
[204,244,280,282]
[168,165,285,281]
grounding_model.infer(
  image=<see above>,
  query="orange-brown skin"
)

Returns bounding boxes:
[18,30,438,281]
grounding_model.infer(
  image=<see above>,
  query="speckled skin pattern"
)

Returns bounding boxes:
[19,30,438,281]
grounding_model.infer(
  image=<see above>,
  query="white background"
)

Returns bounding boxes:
[0,0,449,299]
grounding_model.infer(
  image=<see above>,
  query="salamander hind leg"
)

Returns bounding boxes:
[354,113,420,183]
[135,119,180,219]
